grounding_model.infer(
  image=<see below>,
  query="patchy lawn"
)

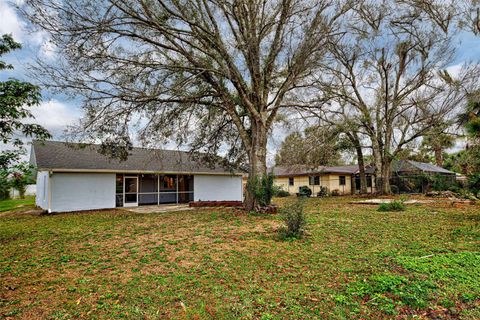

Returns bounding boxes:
[0,196,479,319]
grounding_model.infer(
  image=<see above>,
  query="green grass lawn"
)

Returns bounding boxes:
[0,196,479,319]
[0,196,35,213]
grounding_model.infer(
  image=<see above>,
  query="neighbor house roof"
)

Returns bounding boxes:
[272,164,375,177]
[31,140,240,175]
[392,160,455,175]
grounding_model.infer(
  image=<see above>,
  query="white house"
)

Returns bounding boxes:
[30,141,243,213]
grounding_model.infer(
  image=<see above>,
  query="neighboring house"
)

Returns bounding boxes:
[272,165,376,195]
[31,141,243,213]
[272,160,455,195]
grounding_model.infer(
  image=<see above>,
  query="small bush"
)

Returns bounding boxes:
[247,173,275,206]
[278,200,307,239]
[429,175,454,191]
[331,189,340,196]
[456,189,478,200]
[0,182,9,200]
[390,185,399,194]
[378,199,406,212]
[317,186,329,197]
[298,186,312,197]
[467,173,480,195]
[275,189,290,197]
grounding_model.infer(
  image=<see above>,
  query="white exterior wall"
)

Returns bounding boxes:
[50,173,116,212]
[36,171,50,210]
[194,175,243,202]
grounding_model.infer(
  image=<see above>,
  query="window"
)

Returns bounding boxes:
[339,176,346,186]
[160,175,176,192]
[289,177,294,186]
[309,176,320,185]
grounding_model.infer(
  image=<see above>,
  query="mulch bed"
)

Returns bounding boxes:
[189,201,243,208]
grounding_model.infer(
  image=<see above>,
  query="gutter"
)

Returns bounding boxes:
[36,168,243,176]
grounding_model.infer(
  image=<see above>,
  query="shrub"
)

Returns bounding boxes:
[317,186,329,197]
[456,189,478,200]
[331,189,340,196]
[4,162,34,199]
[298,186,312,197]
[429,175,455,192]
[278,199,307,239]
[390,185,399,194]
[247,173,275,206]
[378,199,406,212]
[0,176,9,200]
[275,189,290,197]
[467,173,480,195]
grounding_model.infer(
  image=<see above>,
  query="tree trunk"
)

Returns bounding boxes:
[372,146,382,193]
[355,145,368,194]
[434,147,443,167]
[244,122,268,211]
[380,158,392,194]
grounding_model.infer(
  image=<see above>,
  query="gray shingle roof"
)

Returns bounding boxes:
[392,160,454,175]
[31,141,239,175]
[272,164,375,176]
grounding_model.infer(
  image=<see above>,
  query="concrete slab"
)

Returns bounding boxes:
[123,204,193,213]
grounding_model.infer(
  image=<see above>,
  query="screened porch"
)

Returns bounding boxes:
[115,174,194,207]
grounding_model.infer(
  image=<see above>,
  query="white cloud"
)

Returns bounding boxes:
[0,99,81,162]
[446,63,463,78]
[0,0,24,40]
[30,99,81,137]
[0,1,55,59]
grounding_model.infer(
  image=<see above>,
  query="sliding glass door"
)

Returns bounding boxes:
[124,176,138,207]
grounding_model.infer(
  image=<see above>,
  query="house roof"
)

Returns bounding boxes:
[31,140,240,175]
[272,164,375,177]
[272,160,454,177]
[392,160,455,175]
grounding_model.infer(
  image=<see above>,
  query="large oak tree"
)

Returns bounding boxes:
[313,1,478,193]
[23,0,353,209]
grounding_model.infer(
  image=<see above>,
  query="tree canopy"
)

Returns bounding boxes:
[0,34,51,170]
[275,126,344,168]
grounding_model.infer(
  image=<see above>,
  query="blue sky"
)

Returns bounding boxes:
[2,0,480,160]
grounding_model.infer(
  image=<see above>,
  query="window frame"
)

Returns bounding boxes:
[309,175,320,185]
[339,175,346,186]
[288,177,294,186]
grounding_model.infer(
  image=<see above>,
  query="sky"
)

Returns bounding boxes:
[1,0,480,162]
[0,0,82,140]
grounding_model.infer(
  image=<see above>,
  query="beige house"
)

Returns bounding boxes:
[272,165,375,195]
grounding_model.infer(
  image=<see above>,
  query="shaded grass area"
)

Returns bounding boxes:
[0,196,479,319]
[0,196,35,213]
